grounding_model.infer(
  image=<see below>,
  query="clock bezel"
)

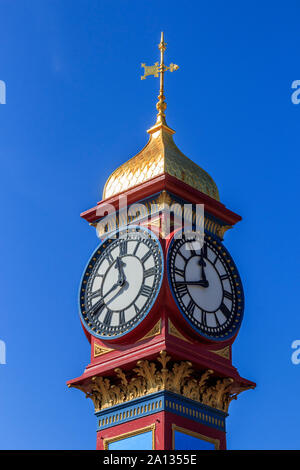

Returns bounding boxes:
[167,230,244,342]
[79,225,164,341]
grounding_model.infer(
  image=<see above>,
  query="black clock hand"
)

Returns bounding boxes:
[175,280,209,287]
[115,257,126,285]
[106,281,129,307]
[88,281,121,316]
[198,247,209,287]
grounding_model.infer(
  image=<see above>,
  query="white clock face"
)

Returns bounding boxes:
[80,227,163,339]
[168,233,244,340]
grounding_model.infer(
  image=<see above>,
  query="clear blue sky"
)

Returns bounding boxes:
[1,0,300,450]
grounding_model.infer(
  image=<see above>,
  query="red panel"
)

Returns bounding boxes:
[96,412,165,450]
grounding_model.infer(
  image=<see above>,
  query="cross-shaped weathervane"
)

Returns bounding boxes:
[141,32,179,125]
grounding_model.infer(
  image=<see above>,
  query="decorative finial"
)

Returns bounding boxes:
[141,32,179,127]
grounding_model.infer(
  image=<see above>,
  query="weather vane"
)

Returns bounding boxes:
[141,32,179,125]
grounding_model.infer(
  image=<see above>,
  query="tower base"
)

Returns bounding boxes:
[96,391,227,450]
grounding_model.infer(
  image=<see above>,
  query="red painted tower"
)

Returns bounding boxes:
[67,33,255,451]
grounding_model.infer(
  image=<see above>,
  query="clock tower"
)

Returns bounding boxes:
[67,33,255,451]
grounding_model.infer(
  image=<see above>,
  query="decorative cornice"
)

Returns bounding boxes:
[69,351,253,413]
[92,190,229,240]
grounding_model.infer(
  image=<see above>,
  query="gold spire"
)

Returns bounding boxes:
[141,32,179,130]
[102,34,220,201]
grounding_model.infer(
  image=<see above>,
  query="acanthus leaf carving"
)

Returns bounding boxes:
[69,351,252,413]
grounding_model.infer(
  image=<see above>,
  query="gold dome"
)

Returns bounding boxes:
[103,122,220,201]
[103,32,219,201]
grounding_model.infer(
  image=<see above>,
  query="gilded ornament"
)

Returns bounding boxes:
[102,33,219,201]
[208,346,230,360]
[69,351,253,413]
[94,343,114,357]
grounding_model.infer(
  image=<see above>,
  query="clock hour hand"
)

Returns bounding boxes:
[106,280,129,307]
[175,280,209,288]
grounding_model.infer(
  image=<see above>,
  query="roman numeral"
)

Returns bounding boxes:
[220,303,231,319]
[140,284,152,297]
[133,241,140,256]
[119,239,128,256]
[212,254,218,265]
[178,250,188,262]
[176,283,188,297]
[89,288,102,300]
[186,243,196,256]
[144,267,156,278]
[186,300,195,316]
[103,310,113,326]
[223,291,233,301]
[174,267,185,277]
[105,252,114,264]
[119,310,125,325]
[201,243,207,258]
[141,251,152,264]
[220,274,229,281]
[201,310,207,326]
[214,313,221,327]
[89,299,105,317]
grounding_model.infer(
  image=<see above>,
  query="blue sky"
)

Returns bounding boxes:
[0,0,300,449]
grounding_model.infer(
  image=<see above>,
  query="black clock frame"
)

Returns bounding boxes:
[167,231,244,342]
[79,226,164,340]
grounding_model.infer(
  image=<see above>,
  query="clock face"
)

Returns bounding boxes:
[167,232,244,341]
[79,226,163,340]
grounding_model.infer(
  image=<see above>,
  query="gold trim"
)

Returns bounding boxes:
[172,424,220,450]
[141,32,179,129]
[208,346,230,360]
[168,319,193,344]
[139,321,161,342]
[103,423,156,450]
[69,351,253,413]
[94,343,114,358]
[216,225,232,240]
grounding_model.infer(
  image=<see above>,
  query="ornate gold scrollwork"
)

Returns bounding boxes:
[69,351,253,413]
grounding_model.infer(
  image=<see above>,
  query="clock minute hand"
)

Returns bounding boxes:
[115,257,126,285]
[198,249,209,287]
[88,282,120,317]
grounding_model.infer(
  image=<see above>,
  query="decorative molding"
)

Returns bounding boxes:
[209,346,230,360]
[91,192,230,240]
[103,423,156,450]
[157,190,173,208]
[70,351,253,413]
[96,390,226,432]
[139,321,161,342]
[94,343,114,358]
[216,225,232,240]
[168,319,193,344]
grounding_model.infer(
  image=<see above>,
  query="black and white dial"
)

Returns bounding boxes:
[168,232,244,340]
[80,226,163,339]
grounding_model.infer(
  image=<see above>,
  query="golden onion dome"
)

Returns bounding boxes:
[103,123,220,201]
[102,32,219,201]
